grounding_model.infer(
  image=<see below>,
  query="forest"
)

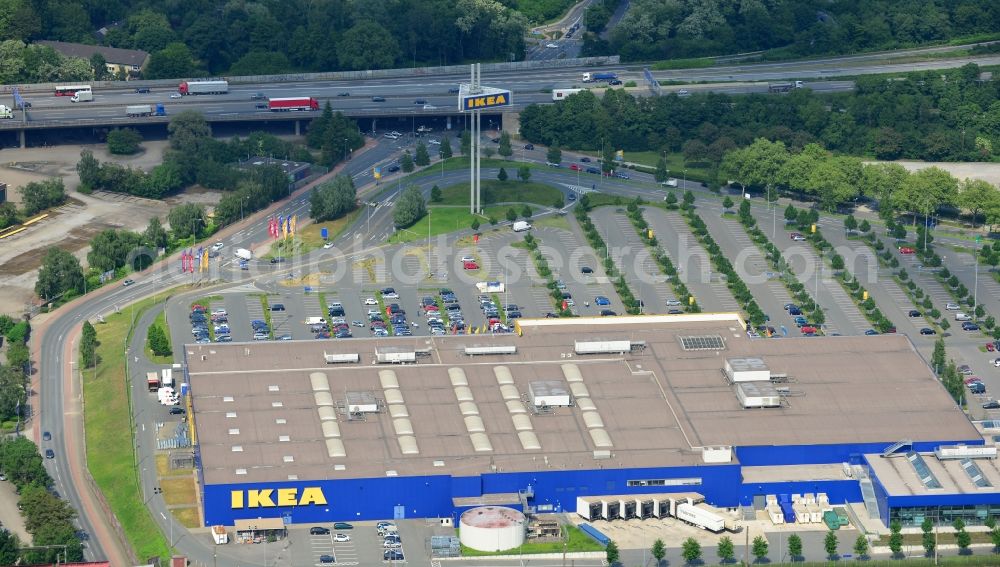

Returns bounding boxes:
[583,0,1000,61]
[519,64,1000,165]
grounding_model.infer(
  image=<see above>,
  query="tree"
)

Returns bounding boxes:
[167,203,206,240]
[0,528,19,567]
[144,217,168,250]
[921,517,935,556]
[498,131,512,158]
[0,366,27,422]
[859,219,871,233]
[4,343,27,370]
[960,178,1000,227]
[461,131,471,156]
[547,146,562,165]
[19,179,66,216]
[954,518,970,554]
[517,165,531,183]
[167,111,212,156]
[336,21,400,70]
[853,534,869,559]
[430,185,442,202]
[506,208,518,222]
[106,128,143,155]
[655,157,668,183]
[311,175,357,222]
[717,536,735,563]
[602,143,615,173]
[787,533,803,560]
[987,517,1000,553]
[147,324,171,356]
[751,535,769,563]
[605,540,619,565]
[35,248,84,301]
[722,196,734,210]
[439,137,453,159]
[681,537,701,564]
[784,204,797,222]
[651,539,666,564]
[844,214,858,232]
[414,142,430,166]
[683,190,695,206]
[145,42,199,79]
[0,436,51,488]
[89,53,108,80]
[80,321,97,368]
[889,520,904,557]
[498,167,508,182]
[831,254,845,271]
[470,219,480,231]
[521,205,532,219]
[401,151,414,173]
[824,530,839,559]
[665,192,678,208]
[393,186,426,229]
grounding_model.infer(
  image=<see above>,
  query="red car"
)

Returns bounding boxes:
[463,261,479,270]
[898,246,915,254]
[965,377,982,385]
[800,326,816,335]
[569,164,581,171]
[988,343,996,352]
[191,304,207,312]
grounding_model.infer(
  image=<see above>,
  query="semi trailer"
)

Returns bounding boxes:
[178,80,229,95]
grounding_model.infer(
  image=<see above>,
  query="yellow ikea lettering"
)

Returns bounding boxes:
[231,487,328,509]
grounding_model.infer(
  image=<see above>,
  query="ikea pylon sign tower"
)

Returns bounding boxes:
[459,63,512,214]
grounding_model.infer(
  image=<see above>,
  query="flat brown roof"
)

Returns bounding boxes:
[186,315,978,484]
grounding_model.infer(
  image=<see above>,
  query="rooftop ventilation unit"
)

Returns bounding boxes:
[680,335,726,351]
[324,352,360,364]
[529,381,571,407]
[346,391,379,413]
[736,382,781,408]
[465,345,517,356]
[574,340,632,355]
[376,348,416,364]
[935,445,997,460]
[725,357,771,382]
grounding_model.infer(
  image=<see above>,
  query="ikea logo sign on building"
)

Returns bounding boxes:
[231,487,327,508]
[462,91,512,111]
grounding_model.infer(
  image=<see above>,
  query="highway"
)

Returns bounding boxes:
[5,48,1000,130]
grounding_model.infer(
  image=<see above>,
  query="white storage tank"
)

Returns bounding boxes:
[459,507,526,552]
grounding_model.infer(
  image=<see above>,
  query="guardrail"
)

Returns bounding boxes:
[0,56,620,95]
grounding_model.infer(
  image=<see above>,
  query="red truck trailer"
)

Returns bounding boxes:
[267,97,320,111]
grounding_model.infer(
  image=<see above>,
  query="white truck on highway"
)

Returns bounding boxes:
[71,91,93,102]
[0,105,12,119]
[235,248,253,261]
[512,221,532,232]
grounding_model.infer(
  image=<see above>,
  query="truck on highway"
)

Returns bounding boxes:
[126,104,166,117]
[235,248,253,261]
[582,72,617,83]
[178,80,230,95]
[553,88,584,100]
[267,97,320,111]
[768,81,805,93]
[512,221,532,232]
[70,90,93,102]
[0,105,12,119]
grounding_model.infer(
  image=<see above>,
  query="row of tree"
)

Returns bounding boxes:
[0,179,68,231]
[7,0,528,80]
[0,436,84,563]
[581,0,1000,61]
[0,40,91,85]
[721,138,1000,220]
[520,65,1000,165]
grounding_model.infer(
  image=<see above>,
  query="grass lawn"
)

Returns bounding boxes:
[460,525,603,556]
[387,206,508,245]
[533,214,571,231]
[173,507,201,529]
[87,292,174,562]
[263,208,362,258]
[144,310,172,365]
[624,151,713,180]
[160,477,197,506]
[435,180,563,208]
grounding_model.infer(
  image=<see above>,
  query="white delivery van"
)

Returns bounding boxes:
[71,91,94,102]
[305,317,327,325]
[661,178,678,188]
[512,221,532,232]
[235,248,253,261]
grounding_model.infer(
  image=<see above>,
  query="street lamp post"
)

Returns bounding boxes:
[974,236,981,315]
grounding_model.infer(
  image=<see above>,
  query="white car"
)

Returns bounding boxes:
[364,297,378,306]
[677,89,690,96]
[211,242,224,252]
[333,533,351,542]
[460,256,475,263]
[384,132,400,140]
[946,302,960,310]
[423,104,437,110]
[665,299,682,306]
[994,358,1000,367]
[323,241,335,249]
[545,43,559,48]
[170,92,182,99]
[383,292,399,299]
[428,139,441,145]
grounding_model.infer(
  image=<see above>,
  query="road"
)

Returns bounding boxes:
[5,46,1000,129]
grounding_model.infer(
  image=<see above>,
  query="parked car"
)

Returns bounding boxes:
[898,246,916,254]
[333,533,351,542]
[333,522,353,530]
[984,401,1000,410]
[595,296,611,306]
[919,328,937,335]
[789,232,806,241]
[581,266,593,274]
[45,449,55,459]
[270,303,285,311]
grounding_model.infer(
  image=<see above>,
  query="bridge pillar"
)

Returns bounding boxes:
[294,120,300,136]
[446,116,452,130]
[501,112,520,137]
[19,129,25,148]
